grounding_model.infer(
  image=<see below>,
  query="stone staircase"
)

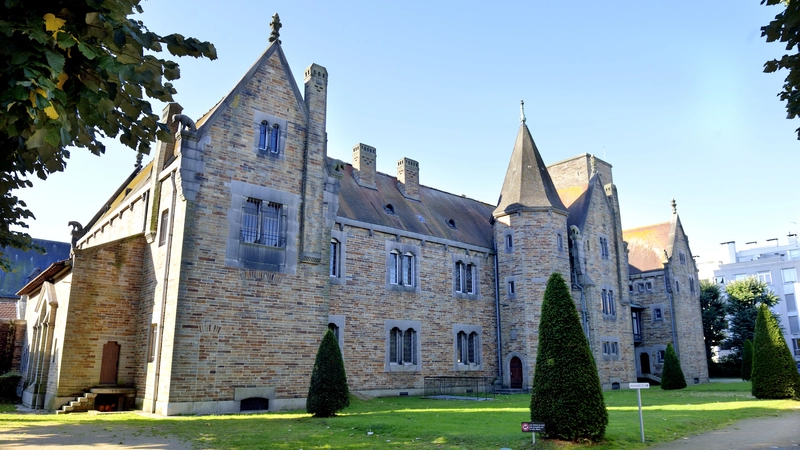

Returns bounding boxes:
[56,392,96,414]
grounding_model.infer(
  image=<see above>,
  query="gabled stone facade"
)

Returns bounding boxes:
[16,28,707,415]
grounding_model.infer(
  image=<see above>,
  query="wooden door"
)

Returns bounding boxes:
[510,356,523,388]
[100,341,120,385]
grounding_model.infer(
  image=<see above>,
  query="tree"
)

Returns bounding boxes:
[699,280,727,362]
[660,343,687,390]
[761,0,800,139]
[725,278,779,360]
[751,304,799,399]
[0,0,217,270]
[530,272,607,442]
[306,329,350,418]
[741,339,753,382]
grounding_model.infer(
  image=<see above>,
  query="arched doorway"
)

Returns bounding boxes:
[510,356,523,388]
[640,352,650,375]
[100,341,120,385]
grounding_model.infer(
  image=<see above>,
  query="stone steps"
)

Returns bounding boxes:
[55,392,96,414]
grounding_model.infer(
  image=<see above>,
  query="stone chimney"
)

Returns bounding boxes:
[352,143,377,189]
[397,157,420,201]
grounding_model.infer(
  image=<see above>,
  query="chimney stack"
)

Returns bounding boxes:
[352,143,377,189]
[397,157,420,201]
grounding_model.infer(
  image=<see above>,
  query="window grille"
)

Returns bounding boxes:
[241,198,282,247]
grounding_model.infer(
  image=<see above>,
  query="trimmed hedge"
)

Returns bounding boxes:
[530,273,607,442]
[741,339,753,381]
[306,329,349,417]
[0,371,21,401]
[751,304,799,399]
[660,343,687,390]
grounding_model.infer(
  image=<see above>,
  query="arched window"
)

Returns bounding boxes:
[402,252,414,286]
[505,234,513,250]
[328,322,339,341]
[269,123,280,153]
[557,233,563,252]
[389,250,400,285]
[456,329,480,365]
[390,327,417,365]
[258,120,269,151]
[455,261,464,293]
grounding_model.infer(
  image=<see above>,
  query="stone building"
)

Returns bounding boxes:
[623,201,708,383]
[16,19,707,414]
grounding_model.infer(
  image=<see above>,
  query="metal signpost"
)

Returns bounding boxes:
[629,382,650,442]
[521,422,546,444]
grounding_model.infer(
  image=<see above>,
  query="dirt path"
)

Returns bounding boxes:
[648,410,800,450]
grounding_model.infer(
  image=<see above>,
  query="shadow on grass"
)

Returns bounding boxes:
[0,383,796,450]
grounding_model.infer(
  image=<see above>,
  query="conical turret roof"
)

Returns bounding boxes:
[493,122,567,217]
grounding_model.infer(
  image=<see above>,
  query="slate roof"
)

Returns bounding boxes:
[0,239,71,299]
[623,222,672,274]
[336,162,495,248]
[494,123,566,217]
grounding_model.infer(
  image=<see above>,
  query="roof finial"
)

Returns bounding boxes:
[590,154,597,175]
[520,100,526,123]
[671,198,677,214]
[269,13,282,44]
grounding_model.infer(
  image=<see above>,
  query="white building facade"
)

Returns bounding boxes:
[713,239,800,366]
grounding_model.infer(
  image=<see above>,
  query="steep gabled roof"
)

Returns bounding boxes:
[493,123,566,217]
[195,41,308,135]
[623,222,671,274]
[336,162,495,248]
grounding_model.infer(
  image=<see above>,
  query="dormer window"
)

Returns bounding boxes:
[384,204,396,215]
[447,219,456,229]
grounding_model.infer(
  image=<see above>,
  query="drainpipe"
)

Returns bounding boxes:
[664,267,679,356]
[492,239,503,383]
[151,171,178,414]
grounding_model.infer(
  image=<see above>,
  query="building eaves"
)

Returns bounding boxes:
[16,259,71,296]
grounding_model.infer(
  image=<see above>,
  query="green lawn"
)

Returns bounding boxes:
[0,381,797,449]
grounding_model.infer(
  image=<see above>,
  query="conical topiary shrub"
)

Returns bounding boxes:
[741,339,753,381]
[751,304,799,399]
[530,272,607,442]
[307,329,350,417]
[660,343,687,390]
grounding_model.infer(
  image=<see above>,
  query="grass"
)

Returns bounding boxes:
[0,381,797,449]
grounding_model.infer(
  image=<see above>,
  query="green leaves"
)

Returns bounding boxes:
[761,0,800,138]
[0,0,216,270]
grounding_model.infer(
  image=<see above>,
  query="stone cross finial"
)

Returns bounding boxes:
[135,150,143,169]
[590,154,597,175]
[520,100,526,123]
[671,198,677,214]
[269,13,282,44]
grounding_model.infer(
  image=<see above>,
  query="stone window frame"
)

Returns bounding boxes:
[329,229,347,285]
[505,276,517,300]
[452,253,481,300]
[679,251,686,265]
[598,233,610,260]
[384,319,421,372]
[252,111,287,159]
[453,324,482,371]
[158,209,169,247]
[654,345,667,363]
[600,336,620,361]
[328,315,345,351]
[225,181,299,274]
[601,285,617,318]
[385,241,421,293]
[557,233,564,253]
[502,229,514,254]
[651,304,666,322]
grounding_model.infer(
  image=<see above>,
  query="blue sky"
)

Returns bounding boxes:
[18,1,800,265]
